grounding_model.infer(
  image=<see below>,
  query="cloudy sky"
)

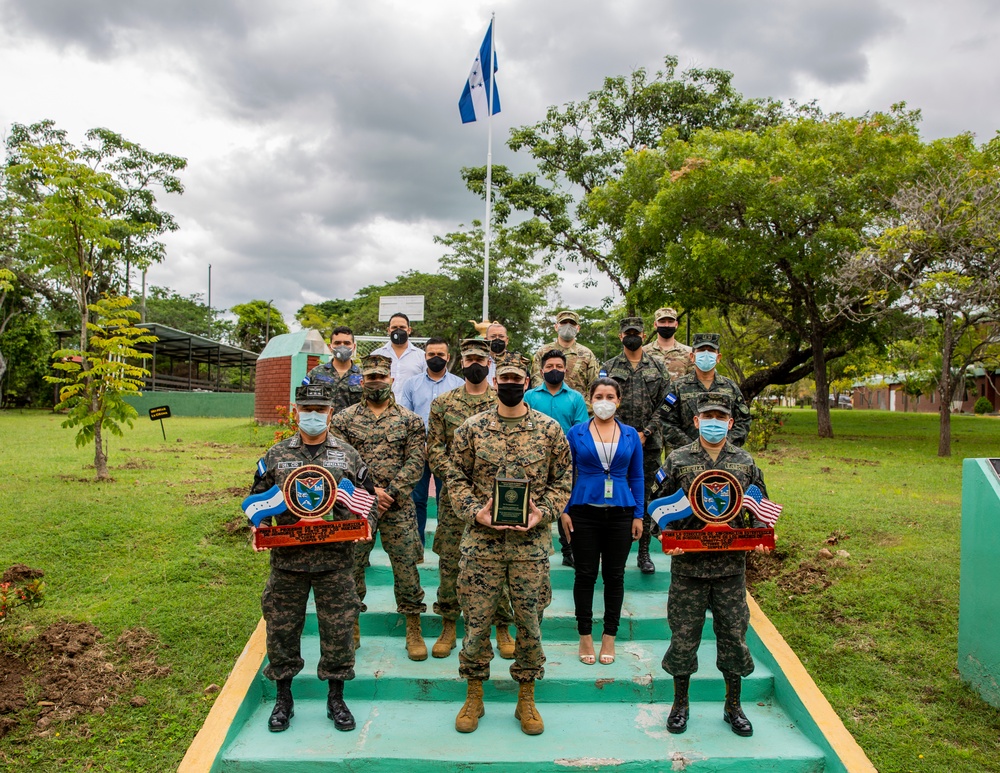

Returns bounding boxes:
[1,0,997,330]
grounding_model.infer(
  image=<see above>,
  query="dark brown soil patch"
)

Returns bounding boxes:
[2,565,44,584]
[838,457,881,466]
[777,561,834,595]
[745,549,786,593]
[117,459,154,470]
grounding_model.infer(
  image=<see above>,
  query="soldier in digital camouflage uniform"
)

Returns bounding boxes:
[642,307,693,382]
[449,352,572,736]
[426,338,515,660]
[529,310,600,408]
[305,326,363,414]
[600,317,670,575]
[329,354,429,661]
[659,333,752,450]
[250,383,378,734]
[650,391,770,738]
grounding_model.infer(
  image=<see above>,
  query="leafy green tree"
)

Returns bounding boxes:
[140,285,214,335]
[295,299,355,340]
[46,295,154,480]
[231,300,290,352]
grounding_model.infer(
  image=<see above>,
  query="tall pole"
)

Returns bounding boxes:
[207,264,212,336]
[482,13,496,325]
[140,270,147,323]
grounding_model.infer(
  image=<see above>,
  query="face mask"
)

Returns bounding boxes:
[656,326,677,339]
[390,329,408,345]
[694,351,718,372]
[427,356,447,374]
[698,418,729,444]
[497,383,525,407]
[363,384,392,404]
[592,400,617,420]
[623,334,643,351]
[489,339,506,355]
[543,370,565,385]
[557,324,577,342]
[463,363,488,385]
[332,345,353,362]
[297,410,329,436]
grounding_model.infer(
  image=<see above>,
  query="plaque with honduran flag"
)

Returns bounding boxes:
[243,464,374,550]
[648,469,778,553]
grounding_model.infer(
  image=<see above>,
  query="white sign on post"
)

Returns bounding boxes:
[379,295,425,322]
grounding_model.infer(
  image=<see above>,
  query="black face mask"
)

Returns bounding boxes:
[489,339,506,355]
[543,370,565,385]
[623,334,643,351]
[463,363,489,385]
[497,383,525,407]
[656,325,678,339]
[427,356,447,374]
[390,329,408,345]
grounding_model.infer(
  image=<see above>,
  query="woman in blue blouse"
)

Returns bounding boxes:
[561,378,644,665]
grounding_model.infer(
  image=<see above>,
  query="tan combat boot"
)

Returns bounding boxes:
[455,679,485,732]
[432,618,457,658]
[405,614,428,661]
[514,680,544,735]
[495,625,515,659]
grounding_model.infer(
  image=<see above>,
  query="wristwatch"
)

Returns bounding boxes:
[642,428,652,437]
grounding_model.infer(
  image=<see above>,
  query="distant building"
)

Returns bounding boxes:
[852,367,999,413]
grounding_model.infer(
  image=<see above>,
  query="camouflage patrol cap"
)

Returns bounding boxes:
[654,307,679,322]
[495,352,530,378]
[361,353,392,377]
[697,391,733,415]
[619,316,644,333]
[692,332,721,350]
[556,310,579,324]
[295,383,334,407]
[460,338,490,357]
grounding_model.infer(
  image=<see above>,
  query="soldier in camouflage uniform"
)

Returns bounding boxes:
[250,383,378,733]
[449,352,572,736]
[642,307,693,382]
[529,310,600,407]
[329,354,429,661]
[600,317,670,575]
[650,392,771,738]
[425,339,515,660]
[305,326,363,414]
[659,333,752,450]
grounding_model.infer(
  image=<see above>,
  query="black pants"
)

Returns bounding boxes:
[569,504,635,637]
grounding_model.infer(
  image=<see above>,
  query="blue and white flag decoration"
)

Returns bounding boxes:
[648,490,693,531]
[459,20,501,124]
[743,485,783,526]
[242,485,287,527]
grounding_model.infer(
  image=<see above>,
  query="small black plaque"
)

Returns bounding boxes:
[492,477,530,527]
[149,406,172,420]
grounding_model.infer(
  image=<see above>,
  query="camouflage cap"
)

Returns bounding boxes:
[495,352,530,378]
[460,338,490,357]
[697,391,733,415]
[361,353,392,377]
[654,307,679,322]
[556,310,579,324]
[619,316,645,333]
[295,383,334,407]
[692,332,721,350]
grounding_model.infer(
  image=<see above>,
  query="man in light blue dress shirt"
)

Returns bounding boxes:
[371,312,427,400]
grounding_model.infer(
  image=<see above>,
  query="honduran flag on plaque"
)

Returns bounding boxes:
[459,19,501,124]
[242,485,287,527]
[647,489,694,531]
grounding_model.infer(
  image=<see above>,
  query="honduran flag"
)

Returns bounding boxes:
[337,478,378,518]
[242,485,287,527]
[648,489,694,531]
[743,484,783,526]
[459,19,501,124]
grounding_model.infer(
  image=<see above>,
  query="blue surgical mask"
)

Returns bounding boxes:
[694,351,718,372]
[698,418,729,444]
[298,410,330,436]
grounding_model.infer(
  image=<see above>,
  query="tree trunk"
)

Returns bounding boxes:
[0,349,6,407]
[937,323,954,458]
[94,419,110,480]
[812,330,834,439]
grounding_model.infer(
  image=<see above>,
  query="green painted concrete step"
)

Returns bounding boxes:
[219,699,826,773]
[260,635,774,704]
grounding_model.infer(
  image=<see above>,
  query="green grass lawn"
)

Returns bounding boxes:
[1,407,999,771]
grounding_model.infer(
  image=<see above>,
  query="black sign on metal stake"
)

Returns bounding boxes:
[148,405,171,440]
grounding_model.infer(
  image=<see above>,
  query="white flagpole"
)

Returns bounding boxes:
[482,13,495,325]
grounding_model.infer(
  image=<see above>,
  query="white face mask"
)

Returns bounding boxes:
[592,400,617,420]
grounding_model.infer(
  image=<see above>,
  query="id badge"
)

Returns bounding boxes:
[604,478,614,499]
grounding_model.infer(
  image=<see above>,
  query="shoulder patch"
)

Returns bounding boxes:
[655,467,667,484]
[599,369,607,378]
[664,393,678,406]
[302,377,311,385]
[348,374,363,386]
[256,457,266,477]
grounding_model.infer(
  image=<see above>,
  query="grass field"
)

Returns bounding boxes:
[1,408,999,772]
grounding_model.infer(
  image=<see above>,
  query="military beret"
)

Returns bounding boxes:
[692,332,721,350]
[460,338,490,357]
[361,353,392,377]
[556,310,579,324]
[697,391,733,415]
[619,316,644,333]
[295,383,334,407]
[495,352,530,378]
[654,307,679,322]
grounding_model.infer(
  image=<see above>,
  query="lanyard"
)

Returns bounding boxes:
[591,419,618,498]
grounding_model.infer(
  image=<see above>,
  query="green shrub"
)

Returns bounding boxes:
[747,399,781,451]
[973,396,993,415]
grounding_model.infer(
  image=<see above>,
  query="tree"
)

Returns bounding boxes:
[295,300,354,339]
[463,56,783,312]
[232,300,290,352]
[46,296,155,480]
[140,285,214,336]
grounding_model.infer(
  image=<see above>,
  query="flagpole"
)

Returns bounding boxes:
[482,13,495,325]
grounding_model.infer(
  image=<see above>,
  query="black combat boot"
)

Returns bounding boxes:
[268,679,294,732]
[327,679,356,731]
[723,672,753,737]
[637,535,655,574]
[666,675,690,734]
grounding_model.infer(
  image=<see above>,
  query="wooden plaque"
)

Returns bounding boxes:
[253,518,371,551]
